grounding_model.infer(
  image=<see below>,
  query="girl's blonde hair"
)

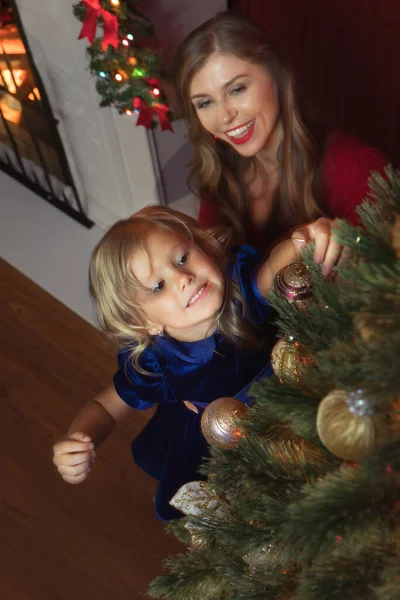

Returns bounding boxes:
[172,11,328,244]
[89,205,260,372]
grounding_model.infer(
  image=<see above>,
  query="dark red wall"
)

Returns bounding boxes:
[230,0,400,165]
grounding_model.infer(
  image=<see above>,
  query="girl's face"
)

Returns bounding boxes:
[130,226,225,342]
[189,53,281,158]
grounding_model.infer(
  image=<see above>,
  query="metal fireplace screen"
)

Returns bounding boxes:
[0,1,93,227]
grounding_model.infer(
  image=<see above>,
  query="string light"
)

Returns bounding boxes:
[99,71,106,78]
[122,39,129,46]
[133,68,144,77]
[127,34,134,40]
[152,87,160,96]
[126,109,133,115]
[110,0,120,5]
[115,73,123,81]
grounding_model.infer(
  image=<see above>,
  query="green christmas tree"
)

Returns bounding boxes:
[149,166,400,600]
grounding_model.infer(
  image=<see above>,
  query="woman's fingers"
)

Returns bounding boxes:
[321,237,342,276]
[293,218,353,277]
[308,218,331,264]
[337,245,353,267]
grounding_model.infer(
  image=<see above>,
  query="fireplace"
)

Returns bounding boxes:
[0,0,92,227]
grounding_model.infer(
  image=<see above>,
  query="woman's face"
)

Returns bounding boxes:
[189,53,281,158]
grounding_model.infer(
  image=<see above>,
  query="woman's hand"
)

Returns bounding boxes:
[292,217,349,276]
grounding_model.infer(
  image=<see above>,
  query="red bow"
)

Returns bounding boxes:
[78,0,119,51]
[144,77,161,87]
[154,103,173,132]
[133,97,154,129]
[133,98,173,132]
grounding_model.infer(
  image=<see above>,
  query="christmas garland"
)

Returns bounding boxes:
[73,0,173,131]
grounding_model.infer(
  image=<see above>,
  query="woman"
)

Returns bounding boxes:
[172,12,387,263]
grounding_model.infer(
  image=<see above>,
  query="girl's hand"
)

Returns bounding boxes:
[183,400,199,414]
[292,217,350,276]
[53,431,95,484]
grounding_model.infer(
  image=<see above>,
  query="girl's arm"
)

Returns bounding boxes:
[68,385,132,445]
[53,385,132,484]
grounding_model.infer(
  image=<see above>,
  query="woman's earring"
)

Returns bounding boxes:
[155,330,164,337]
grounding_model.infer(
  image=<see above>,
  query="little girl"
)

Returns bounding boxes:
[53,206,340,520]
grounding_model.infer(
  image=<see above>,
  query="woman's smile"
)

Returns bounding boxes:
[224,119,256,145]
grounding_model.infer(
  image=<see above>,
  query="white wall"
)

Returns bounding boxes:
[144,0,227,209]
[0,171,103,324]
[16,0,159,227]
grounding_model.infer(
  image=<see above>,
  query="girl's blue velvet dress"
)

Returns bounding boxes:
[113,245,276,520]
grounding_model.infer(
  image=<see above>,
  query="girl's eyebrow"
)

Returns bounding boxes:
[143,241,186,282]
[190,74,248,100]
[140,242,187,292]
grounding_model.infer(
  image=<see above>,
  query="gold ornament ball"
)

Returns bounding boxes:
[316,389,383,461]
[271,337,313,385]
[201,397,247,449]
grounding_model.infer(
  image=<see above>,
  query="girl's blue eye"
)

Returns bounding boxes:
[152,280,165,294]
[177,253,189,266]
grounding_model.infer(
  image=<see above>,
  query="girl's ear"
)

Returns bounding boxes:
[146,321,164,336]
[148,327,164,337]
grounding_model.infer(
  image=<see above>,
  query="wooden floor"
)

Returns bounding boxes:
[0,259,182,600]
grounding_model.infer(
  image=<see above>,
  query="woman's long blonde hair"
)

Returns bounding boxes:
[89,206,260,372]
[172,11,328,244]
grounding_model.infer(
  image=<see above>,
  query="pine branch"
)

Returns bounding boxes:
[281,451,400,565]
[164,519,192,546]
[148,549,232,600]
[247,377,328,441]
[316,333,400,395]
[294,539,399,600]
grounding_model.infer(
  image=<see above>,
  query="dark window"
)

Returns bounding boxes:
[0,0,93,227]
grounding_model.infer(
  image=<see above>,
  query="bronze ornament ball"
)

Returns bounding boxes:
[274,262,313,306]
[201,397,247,450]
